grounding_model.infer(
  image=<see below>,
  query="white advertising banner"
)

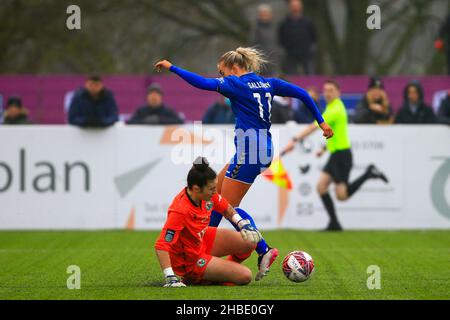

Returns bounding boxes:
[0,125,449,230]
[0,126,116,229]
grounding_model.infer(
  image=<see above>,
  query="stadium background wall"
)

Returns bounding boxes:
[0,75,447,124]
[0,124,449,230]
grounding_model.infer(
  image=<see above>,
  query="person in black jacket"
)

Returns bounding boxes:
[278,0,318,75]
[68,75,118,128]
[395,80,436,124]
[126,83,183,125]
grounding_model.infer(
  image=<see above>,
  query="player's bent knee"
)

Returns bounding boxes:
[236,267,252,285]
[335,186,349,201]
[336,193,348,201]
[229,199,242,208]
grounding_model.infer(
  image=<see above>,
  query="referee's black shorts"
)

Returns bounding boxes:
[323,149,353,184]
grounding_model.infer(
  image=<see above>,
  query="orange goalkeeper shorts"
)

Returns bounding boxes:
[172,226,217,284]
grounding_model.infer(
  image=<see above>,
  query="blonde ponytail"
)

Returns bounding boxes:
[219,47,268,73]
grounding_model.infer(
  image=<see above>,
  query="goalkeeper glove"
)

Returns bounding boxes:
[237,219,262,243]
[162,268,186,287]
[164,275,186,287]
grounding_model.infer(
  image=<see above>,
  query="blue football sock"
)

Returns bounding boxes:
[234,208,269,255]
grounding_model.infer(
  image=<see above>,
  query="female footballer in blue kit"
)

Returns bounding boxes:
[155,47,333,280]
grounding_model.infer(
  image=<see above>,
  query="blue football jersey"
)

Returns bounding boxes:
[169,64,324,184]
[216,73,276,133]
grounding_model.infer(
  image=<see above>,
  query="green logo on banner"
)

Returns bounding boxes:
[431,158,450,220]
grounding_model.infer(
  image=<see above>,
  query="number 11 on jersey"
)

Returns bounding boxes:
[253,92,273,122]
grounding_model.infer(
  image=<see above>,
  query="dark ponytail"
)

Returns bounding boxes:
[187,157,217,189]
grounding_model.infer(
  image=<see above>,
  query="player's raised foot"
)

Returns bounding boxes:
[367,164,389,183]
[324,221,343,232]
[256,247,279,281]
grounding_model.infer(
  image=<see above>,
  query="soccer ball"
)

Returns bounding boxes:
[282,251,315,282]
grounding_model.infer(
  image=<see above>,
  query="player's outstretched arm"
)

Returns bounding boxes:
[281,123,317,156]
[154,60,218,91]
[271,78,333,140]
[155,249,186,287]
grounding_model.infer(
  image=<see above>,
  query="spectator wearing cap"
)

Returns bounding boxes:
[126,84,183,125]
[395,80,436,124]
[68,75,119,128]
[3,97,33,125]
[353,77,392,124]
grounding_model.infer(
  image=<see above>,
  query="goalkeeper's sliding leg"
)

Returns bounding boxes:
[210,207,279,281]
[192,228,256,285]
[210,163,279,281]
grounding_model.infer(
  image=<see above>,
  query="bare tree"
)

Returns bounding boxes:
[0,0,447,74]
[305,0,447,75]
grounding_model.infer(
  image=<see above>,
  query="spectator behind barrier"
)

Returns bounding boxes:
[126,83,183,125]
[250,4,279,76]
[278,0,318,75]
[3,96,33,125]
[292,86,324,124]
[353,76,393,124]
[437,89,450,125]
[68,75,119,128]
[202,96,235,124]
[395,80,436,124]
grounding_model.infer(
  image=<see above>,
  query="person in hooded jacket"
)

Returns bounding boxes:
[395,81,436,124]
[354,77,393,124]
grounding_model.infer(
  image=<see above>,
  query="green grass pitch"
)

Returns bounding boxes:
[0,230,449,300]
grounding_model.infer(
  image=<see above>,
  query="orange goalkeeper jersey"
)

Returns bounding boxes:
[154,188,229,263]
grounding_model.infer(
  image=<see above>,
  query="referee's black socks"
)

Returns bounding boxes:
[321,193,339,224]
[347,170,371,198]
[347,164,389,198]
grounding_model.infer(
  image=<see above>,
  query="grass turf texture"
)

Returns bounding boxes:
[0,230,449,300]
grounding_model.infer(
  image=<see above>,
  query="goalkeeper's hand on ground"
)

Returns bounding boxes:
[237,219,262,243]
[163,275,186,287]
